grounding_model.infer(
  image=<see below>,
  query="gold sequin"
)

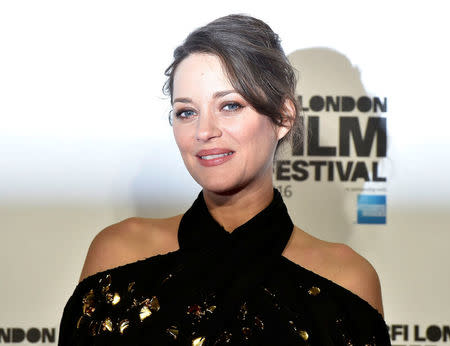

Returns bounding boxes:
[242,326,251,339]
[140,296,160,311]
[119,319,129,334]
[89,320,99,336]
[99,274,112,294]
[82,289,96,317]
[131,298,139,308]
[128,281,135,294]
[308,286,321,296]
[139,296,160,321]
[139,305,152,321]
[82,289,95,302]
[83,304,95,317]
[192,336,206,346]
[206,305,216,313]
[216,330,232,343]
[238,302,249,320]
[289,320,310,340]
[166,325,179,340]
[288,320,297,332]
[112,292,121,305]
[187,304,204,317]
[299,330,309,341]
[112,292,120,305]
[101,317,113,332]
[148,296,160,311]
[76,316,85,329]
[105,292,121,305]
[254,315,264,330]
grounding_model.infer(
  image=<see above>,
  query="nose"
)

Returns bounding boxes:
[195,109,222,142]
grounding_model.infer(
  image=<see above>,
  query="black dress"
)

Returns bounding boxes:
[58,189,391,345]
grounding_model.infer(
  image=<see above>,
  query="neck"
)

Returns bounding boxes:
[202,179,275,233]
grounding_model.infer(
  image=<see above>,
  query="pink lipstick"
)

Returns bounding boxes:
[196,148,235,167]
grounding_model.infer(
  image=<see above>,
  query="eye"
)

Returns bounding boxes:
[175,109,197,119]
[222,102,243,112]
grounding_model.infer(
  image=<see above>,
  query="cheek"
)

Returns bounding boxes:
[233,118,277,153]
[173,126,191,153]
[230,115,278,160]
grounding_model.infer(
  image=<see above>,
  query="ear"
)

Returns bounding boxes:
[276,98,296,140]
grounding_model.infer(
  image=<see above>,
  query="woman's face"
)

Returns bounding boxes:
[172,53,286,194]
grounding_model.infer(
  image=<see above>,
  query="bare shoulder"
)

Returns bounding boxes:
[326,241,384,317]
[283,226,384,317]
[78,215,182,283]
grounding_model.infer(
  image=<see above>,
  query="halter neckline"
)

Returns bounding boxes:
[178,188,294,258]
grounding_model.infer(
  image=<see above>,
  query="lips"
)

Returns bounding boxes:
[196,148,235,167]
[196,148,234,158]
[200,152,233,160]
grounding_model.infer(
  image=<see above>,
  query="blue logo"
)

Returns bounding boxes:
[357,194,386,224]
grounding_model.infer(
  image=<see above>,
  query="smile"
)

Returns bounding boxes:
[196,150,235,167]
[200,152,233,160]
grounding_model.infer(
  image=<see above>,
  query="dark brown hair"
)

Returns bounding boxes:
[162,13,303,155]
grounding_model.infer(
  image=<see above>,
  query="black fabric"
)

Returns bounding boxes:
[58,189,392,345]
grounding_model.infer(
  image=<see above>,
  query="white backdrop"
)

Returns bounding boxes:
[1,1,449,344]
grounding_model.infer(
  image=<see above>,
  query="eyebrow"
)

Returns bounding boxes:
[173,90,236,104]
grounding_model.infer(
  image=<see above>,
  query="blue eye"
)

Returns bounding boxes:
[175,109,196,119]
[223,103,242,111]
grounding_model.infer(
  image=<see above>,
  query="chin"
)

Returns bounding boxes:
[194,176,246,196]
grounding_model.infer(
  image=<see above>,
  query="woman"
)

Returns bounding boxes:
[59,14,391,345]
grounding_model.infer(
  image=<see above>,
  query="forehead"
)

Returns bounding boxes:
[173,53,234,99]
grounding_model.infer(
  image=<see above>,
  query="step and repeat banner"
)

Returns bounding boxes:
[1,1,449,345]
